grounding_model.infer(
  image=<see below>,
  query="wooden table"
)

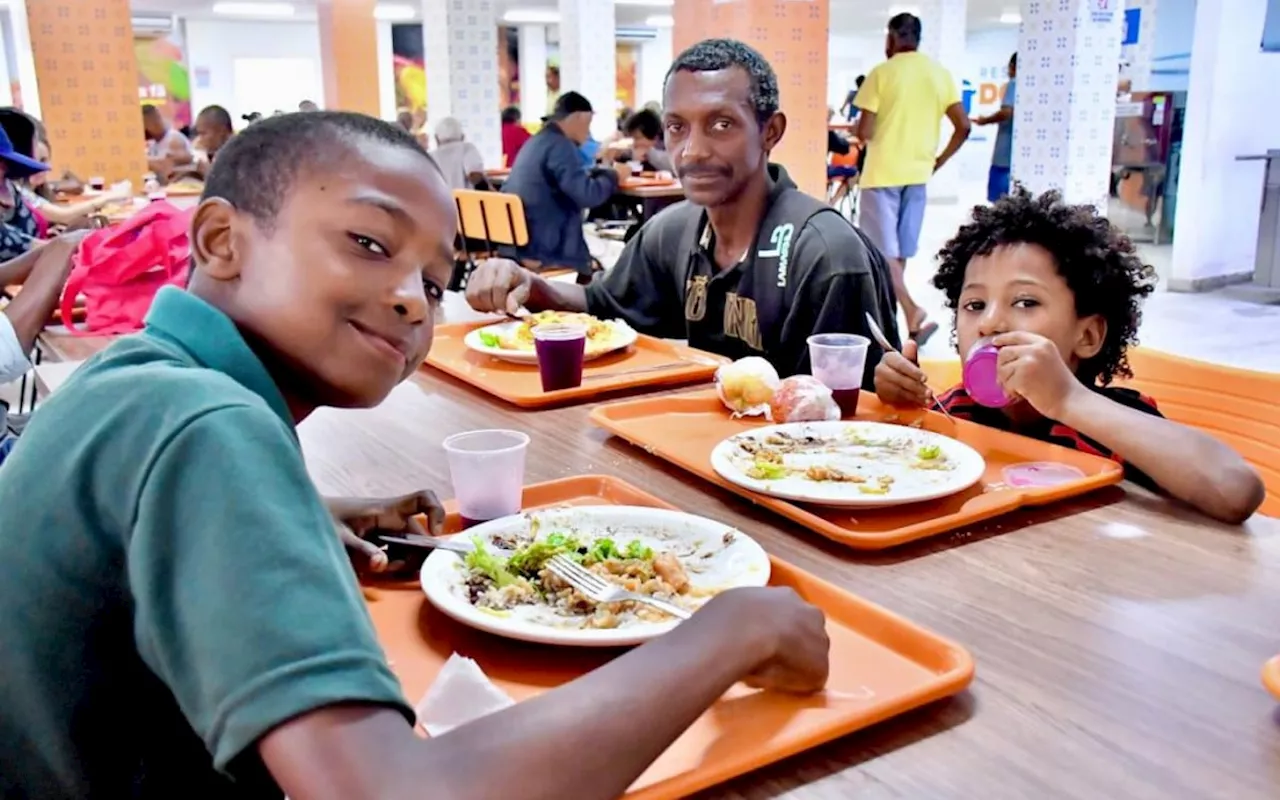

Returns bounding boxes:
[620,180,686,200]
[35,296,1280,799]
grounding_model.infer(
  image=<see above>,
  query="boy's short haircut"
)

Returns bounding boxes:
[933,187,1157,385]
[200,110,441,230]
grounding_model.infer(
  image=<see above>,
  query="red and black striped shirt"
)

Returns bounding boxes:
[937,384,1164,490]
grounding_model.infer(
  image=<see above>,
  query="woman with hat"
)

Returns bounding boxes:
[0,121,51,261]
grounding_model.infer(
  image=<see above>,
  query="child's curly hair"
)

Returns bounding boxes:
[933,187,1157,385]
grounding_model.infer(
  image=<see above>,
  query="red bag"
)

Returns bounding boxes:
[60,201,195,335]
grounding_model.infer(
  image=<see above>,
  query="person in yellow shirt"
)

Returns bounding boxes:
[855,12,970,344]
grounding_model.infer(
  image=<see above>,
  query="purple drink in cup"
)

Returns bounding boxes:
[807,333,870,418]
[533,323,587,392]
[963,336,1012,408]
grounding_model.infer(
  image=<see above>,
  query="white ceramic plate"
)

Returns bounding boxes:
[710,421,986,508]
[463,318,637,365]
[419,505,770,647]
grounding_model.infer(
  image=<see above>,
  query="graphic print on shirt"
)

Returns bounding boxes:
[724,293,763,350]
[757,223,795,288]
[685,275,708,321]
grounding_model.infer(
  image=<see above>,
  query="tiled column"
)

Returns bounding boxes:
[518,25,549,127]
[558,0,616,140]
[1013,0,1125,209]
[9,0,41,115]
[317,0,380,115]
[671,0,830,199]
[25,0,147,183]
[918,0,969,203]
[1120,0,1158,90]
[422,0,502,167]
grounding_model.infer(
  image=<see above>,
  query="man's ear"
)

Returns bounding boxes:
[1074,314,1107,361]
[762,111,787,155]
[190,197,241,281]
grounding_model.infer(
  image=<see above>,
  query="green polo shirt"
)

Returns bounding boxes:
[0,287,412,798]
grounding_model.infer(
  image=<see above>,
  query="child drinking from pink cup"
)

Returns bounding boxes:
[872,188,1263,523]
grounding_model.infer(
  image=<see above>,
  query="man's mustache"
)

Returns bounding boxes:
[677,164,731,180]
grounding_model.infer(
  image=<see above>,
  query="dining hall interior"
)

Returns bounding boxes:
[0,0,1278,797]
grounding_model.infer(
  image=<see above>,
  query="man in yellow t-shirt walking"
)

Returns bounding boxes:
[855,13,970,344]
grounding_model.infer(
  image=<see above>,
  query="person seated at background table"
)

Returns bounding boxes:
[142,104,194,182]
[21,130,131,233]
[500,104,531,166]
[0,110,829,798]
[612,108,674,173]
[874,188,1264,524]
[468,38,900,381]
[8,113,84,197]
[431,116,486,191]
[0,123,49,260]
[183,104,236,180]
[0,231,86,463]
[502,91,628,281]
[298,99,319,113]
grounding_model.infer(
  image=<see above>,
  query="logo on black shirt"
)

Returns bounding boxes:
[757,223,795,289]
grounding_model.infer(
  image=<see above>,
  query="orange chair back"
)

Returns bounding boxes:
[453,189,529,248]
[829,147,860,169]
[1117,348,1280,515]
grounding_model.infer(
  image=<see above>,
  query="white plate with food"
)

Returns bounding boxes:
[463,312,637,365]
[419,505,770,647]
[710,421,986,508]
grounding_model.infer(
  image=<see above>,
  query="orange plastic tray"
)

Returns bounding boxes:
[589,390,1125,550]
[423,321,726,408]
[620,176,679,190]
[1264,656,1280,701]
[364,475,974,799]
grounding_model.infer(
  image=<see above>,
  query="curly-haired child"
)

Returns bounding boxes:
[875,188,1264,523]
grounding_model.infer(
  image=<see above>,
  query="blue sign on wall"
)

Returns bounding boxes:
[1123,8,1141,46]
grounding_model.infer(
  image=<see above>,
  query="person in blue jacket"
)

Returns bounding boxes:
[501,91,628,281]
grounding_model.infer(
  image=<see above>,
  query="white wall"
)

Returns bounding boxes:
[1149,0,1196,91]
[1170,0,1280,288]
[637,27,673,108]
[186,20,323,123]
[375,21,396,119]
[827,33,883,111]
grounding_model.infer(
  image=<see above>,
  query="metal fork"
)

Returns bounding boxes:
[864,312,957,423]
[546,555,692,620]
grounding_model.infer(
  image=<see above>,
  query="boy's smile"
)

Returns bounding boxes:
[189,127,456,419]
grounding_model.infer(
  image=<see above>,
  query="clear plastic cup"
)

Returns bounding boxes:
[807,333,870,418]
[533,323,587,392]
[442,429,530,522]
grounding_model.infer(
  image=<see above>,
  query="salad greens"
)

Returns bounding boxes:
[478,330,501,348]
[917,444,942,460]
[747,460,789,480]
[464,537,518,587]
[467,532,656,582]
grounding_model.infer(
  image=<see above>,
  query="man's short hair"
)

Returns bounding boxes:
[665,38,779,126]
[501,105,522,125]
[434,116,464,143]
[623,109,662,141]
[142,105,162,120]
[197,105,234,132]
[888,13,922,45]
[550,91,593,120]
[201,111,439,230]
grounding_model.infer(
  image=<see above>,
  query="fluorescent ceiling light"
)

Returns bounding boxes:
[999,11,1022,24]
[888,5,920,15]
[645,14,674,27]
[374,4,414,21]
[503,8,560,24]
[617,0,674,6]
[212,2,294,17]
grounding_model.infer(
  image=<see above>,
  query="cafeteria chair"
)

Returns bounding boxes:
[451,190,575,291]
[827,146,861,221]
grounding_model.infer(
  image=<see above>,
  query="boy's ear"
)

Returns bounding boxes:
[1074,314,1107,361]
[190,198,242,281]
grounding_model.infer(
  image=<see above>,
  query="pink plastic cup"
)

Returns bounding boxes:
[963,336,1012,408]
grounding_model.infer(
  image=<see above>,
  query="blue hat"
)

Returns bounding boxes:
[0,125,49,179]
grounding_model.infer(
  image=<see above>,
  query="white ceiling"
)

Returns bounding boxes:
[131,0,1021,35]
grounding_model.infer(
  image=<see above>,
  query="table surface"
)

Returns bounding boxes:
[35,295,1280,799]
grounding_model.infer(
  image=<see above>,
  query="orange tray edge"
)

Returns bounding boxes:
[1264,656,1280,701]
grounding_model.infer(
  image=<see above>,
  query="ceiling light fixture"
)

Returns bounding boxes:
[999,11,1022,24]
[617,0,675,6]
[374,4,415,21]
[503,8,561,24]
[211,2,295,18]
[645,14,674,27]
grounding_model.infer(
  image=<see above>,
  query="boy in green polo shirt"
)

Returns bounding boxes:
[0,112,828,798]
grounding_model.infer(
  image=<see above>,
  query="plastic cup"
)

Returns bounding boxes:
[807,333,870,418]
[443,429,530,523]
[533,324,586,392]
[963,336,1012,408]
[88,176,105,191]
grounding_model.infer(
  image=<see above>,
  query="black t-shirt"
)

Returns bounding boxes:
[584,165,900,382]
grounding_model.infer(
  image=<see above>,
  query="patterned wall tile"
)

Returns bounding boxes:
[423,0,502,167]
[25,0,147,183]
[558,0,617,141]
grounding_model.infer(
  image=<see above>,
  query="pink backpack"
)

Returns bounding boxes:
[60,201,194,335]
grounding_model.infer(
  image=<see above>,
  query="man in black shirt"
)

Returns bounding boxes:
[466,38,899,382]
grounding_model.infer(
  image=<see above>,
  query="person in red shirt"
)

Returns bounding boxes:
[874,188,1264,523]
[500,105,531,167]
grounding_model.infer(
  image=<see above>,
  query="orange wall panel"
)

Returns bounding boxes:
[25,0,147,184]
[672,0,830,199]
[317,0,380,116]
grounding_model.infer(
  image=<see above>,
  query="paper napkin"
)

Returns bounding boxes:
[415,653,515,737]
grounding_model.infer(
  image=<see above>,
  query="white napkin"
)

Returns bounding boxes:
[415,654,515,737]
